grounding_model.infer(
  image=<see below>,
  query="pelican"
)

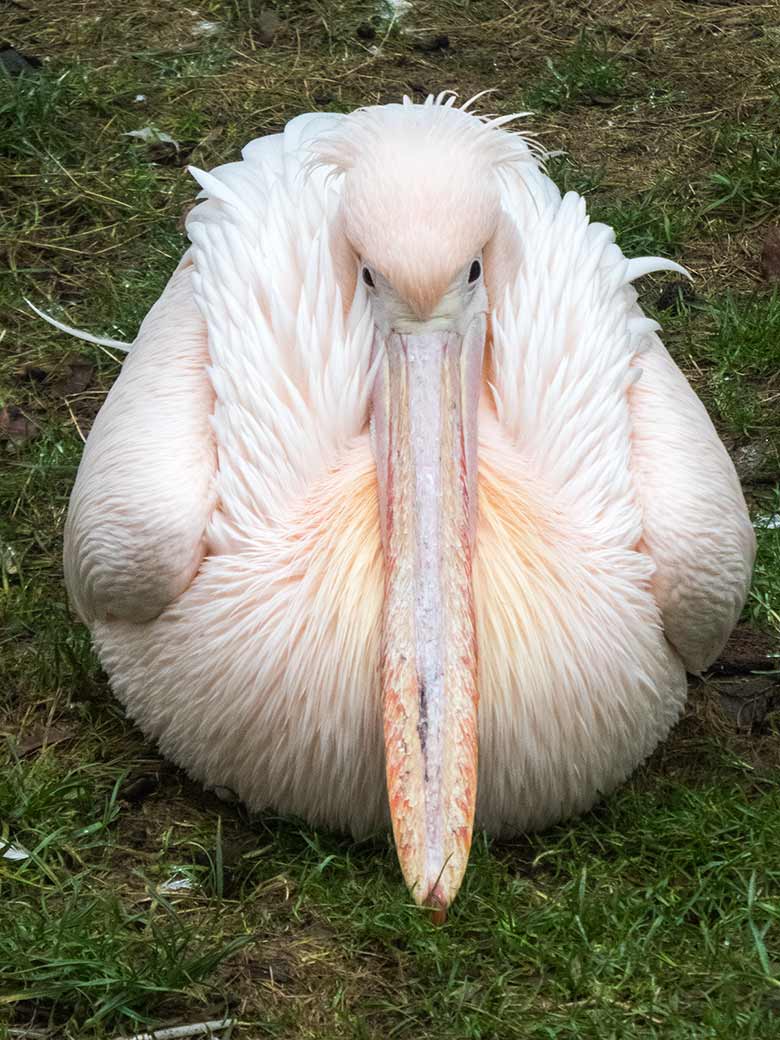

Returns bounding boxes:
[58,93,755,919]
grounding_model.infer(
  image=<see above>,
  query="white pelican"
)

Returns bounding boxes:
[60,93,755,919]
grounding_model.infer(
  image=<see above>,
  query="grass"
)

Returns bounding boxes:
[701,123,780,223]
[1,0,779,1037]
[2,751,780,1037]
[699,292,780,441]
[521,34,626,112]
[752,488,780,631]
[595,190,694,258]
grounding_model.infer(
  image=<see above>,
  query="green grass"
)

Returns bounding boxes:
[1,0,779,1036]
[752,488,780,632]
[1,762,250,1031]
[701,124,780,223]
[594,191,694,258]
[3,753,780,1037]
[522,35,625,112]
[639,292,780,449]
[700,292,780,440]
[544,156,604,199]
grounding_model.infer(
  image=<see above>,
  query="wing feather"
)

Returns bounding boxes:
[185,113,374,553]
[629,339,755,671]
[492,170,754,669]
[492,189,644,551]
[64,257,215,623]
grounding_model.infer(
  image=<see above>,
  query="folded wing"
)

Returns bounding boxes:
[64,257,216,624]
[629,336,755,672]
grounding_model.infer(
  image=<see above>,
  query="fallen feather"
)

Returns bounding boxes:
[26,298,132,352]
[124,127,180,148]
[158,875,194,893]
[193,20,220,36]
[112,1019,234,1040]
[1,841,30,861]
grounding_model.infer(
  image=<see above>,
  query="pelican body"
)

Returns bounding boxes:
[63,95,755,916]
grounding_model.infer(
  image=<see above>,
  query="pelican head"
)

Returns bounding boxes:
[315,100,523,918]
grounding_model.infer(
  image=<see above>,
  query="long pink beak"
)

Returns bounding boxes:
[371,321,484,920]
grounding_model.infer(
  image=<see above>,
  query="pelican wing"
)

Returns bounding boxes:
[491,187,655,553]
[184,113,374,554]
[66,113,374,622]
[64,256,216,623]
[492,169,754,674]
[629,336,755,672]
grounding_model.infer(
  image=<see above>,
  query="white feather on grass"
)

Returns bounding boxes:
[25,298,132,352]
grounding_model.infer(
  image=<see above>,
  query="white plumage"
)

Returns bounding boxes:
[59,95,755,912]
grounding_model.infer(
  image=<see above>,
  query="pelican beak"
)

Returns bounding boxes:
[371,319,484,921]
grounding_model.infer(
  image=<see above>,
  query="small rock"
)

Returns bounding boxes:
[18,723,74,756]
[413,34,449,53]
[656,279,695,311]
[256,9,280,46]
[717,677,779,732]
[0,47,42,76]
[54,357,94,397]
[16,365,48,385]
[265,960,294,985]
[0,543,19,578]
[191,838,249,870]
[587,93,616,107]
[732,439,770,483]
[120,774,161,803]
[711,622,780,676]
[759,226,780,282]
[120,760,176,803]
[0,405,39,445]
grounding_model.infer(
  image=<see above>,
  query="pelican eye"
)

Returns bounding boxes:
[468,259,482,284]
[362,267,375,288]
